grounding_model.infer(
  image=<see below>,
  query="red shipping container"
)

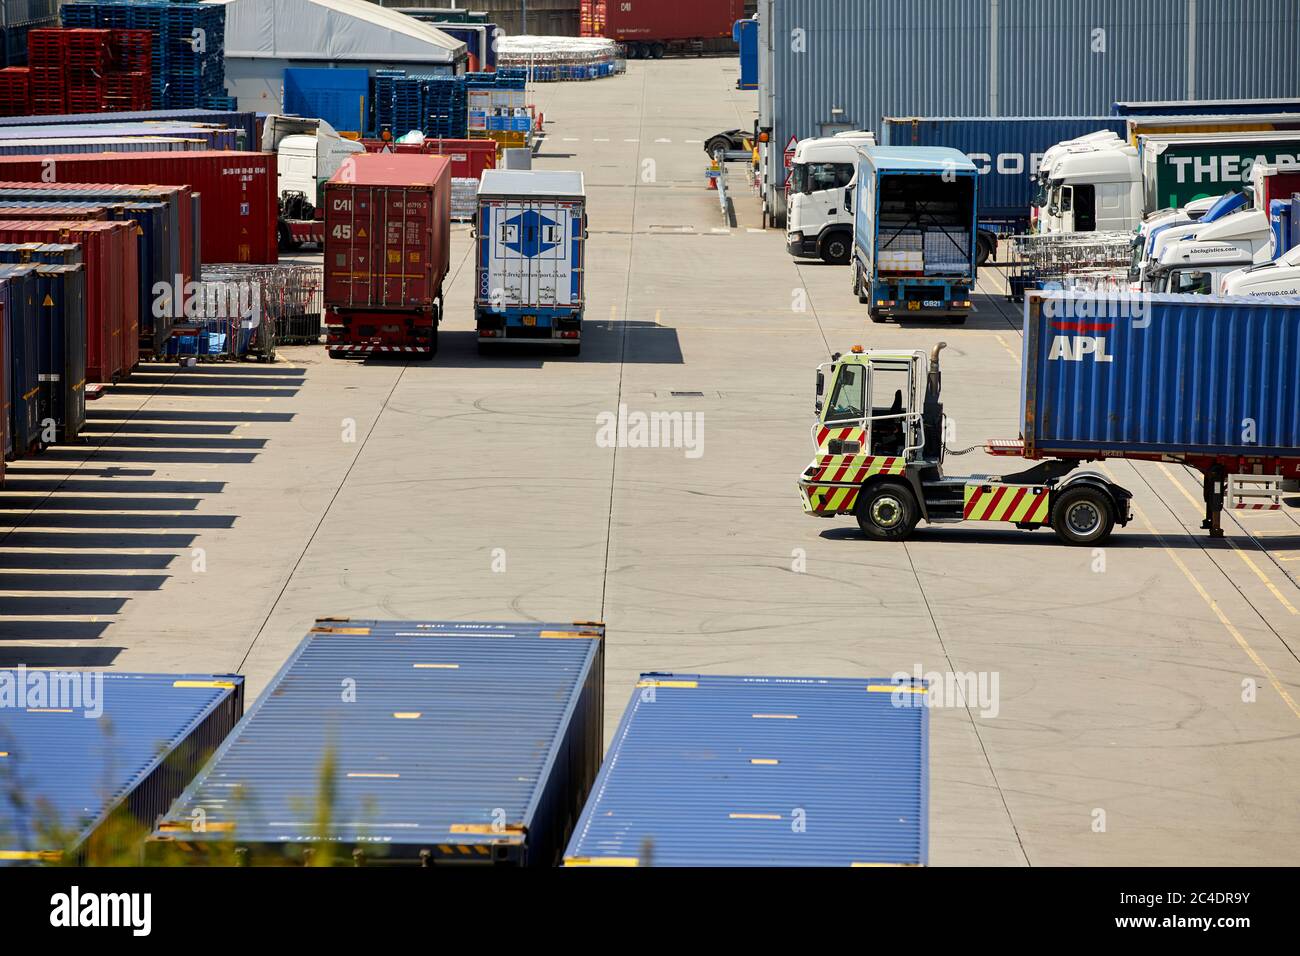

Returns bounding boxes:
[361,139,497,180]
[0,181,193,286]
[0,219,136,383]
[580,0,743,43]
[323,154,451,357]
[0,152,277,265]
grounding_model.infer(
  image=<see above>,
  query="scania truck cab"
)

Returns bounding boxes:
[786,131,876,264]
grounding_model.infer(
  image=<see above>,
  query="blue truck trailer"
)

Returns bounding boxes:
[851,146,978,324]
[475,169,587,356]
[564,672,929,867]
[880,117,1128,260]
[798,293,1300,543]
[147,619,605,866]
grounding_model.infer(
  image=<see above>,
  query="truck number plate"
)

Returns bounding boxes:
[922,300,941,308]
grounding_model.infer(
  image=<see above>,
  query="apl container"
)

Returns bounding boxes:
[0,220,137,382]
[35,264,86,441]
[0,263,39,457]
[1023,293,1300,458]
[0,672,245,865]
[564,673,930,867]
[0,151,277,264]
[148,619,605,866]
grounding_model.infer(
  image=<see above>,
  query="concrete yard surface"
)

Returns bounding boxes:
[1,58,1298,866]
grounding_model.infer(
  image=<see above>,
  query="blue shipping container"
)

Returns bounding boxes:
[0,672,245,864]
[565,673,930,867]
[148,619,605,866]
[35,264,86,442]
[283,68,370,135]
[1023,293,1300,458]
[879,116,1129,224]
[0,262,40,457]
[735,18,758,91]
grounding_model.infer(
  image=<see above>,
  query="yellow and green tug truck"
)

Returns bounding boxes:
[796,342,1134,545]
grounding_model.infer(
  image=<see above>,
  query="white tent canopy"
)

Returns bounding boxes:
[210,0,466,64]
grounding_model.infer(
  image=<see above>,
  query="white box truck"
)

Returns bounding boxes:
[475,170,588,356]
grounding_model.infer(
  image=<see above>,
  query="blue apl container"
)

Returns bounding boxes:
[148,619,605,866]
[564,673,930,867]
[880,116,1129,224]
[35,264,87,442]
[0,263,42,457]
[0,672,245,864]
[1023,293,1300,458]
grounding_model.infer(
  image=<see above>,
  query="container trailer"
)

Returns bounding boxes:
[1113,99,1300,117]
[0,263,39,457]
[880,116,1129,261]
[851,147,977,324]
[0,672,244,865]
[579,0,744,58]
[0,108,256,147]
[324,153,451,359]
[34,263,86,441]
[147,619,605,866]
[564,672,929,867]
[799,293,1300,543]
[0,151,278,264]
[475,170,587,355]
[0,136,205,155]
[0,123,241,150]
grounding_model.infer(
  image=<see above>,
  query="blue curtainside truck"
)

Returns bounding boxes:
[851,146,978,325]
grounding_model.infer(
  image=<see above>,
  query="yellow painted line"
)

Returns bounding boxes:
[413,663,459,669]
[1106,465,1300,720]
[867,684,927,694]
[392,712,421,719]
[750,758,779,765]
[346,772,399,779]
[994,334,1021,365]
[0,850,60,861]
[1156,464,1299,616]
[173,680,237,689]
[850,862,918,867]
[27,708,73,714]
[751,713,797,719]
[0,752,7,757]
[564,856,640,867]
[636,679,697,689]
[449,824,524,835]
[729,813,782,820]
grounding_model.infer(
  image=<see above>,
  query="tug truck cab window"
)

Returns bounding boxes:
[822,356,920,456]
[826,362,865,422]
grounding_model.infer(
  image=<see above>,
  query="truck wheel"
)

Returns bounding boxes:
[868,307,887,324]
[853,266,869,304]
[650,43,666,59]
[1051,485,1115,546]
[328,349,347,360]
[855,481,918,541]
[820,232,851,265]
[560,342,581,357]
[976,233,997,266]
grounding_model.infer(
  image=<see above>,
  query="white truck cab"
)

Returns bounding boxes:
[1147,209,1271,293]
[1040,144,1142,233]
[1129,193,1241,289]
[1032,131,1126,229]
[1221,244,1300,297]
[787,131,876,264]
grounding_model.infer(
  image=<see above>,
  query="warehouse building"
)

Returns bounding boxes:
[758,0,1300,223]
[214,0,467,115]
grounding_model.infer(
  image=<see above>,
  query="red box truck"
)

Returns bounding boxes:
[580,0,744,58]
[323,153,451,359]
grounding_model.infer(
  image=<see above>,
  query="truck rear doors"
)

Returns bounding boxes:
[482,197,582,311]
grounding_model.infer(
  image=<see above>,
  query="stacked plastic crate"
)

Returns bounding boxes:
[466,71,529,152]
[0,66,31,116]
[370,69,401,135]
[391,75,423,136]
[66,28,111,112]
[422,75,466,139]
[25,25,62,112]
[105,28,151,111]
[60,1,227,109]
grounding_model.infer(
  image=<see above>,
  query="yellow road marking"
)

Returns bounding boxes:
[1104,465,1300,720]
[994,334,1021,365]
[1156,464,1298,616]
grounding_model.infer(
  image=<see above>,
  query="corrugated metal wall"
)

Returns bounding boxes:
[765,0,1300,218]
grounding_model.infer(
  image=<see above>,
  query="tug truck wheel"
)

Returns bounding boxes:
[1051,485,1115,546]
[855,481,918,541]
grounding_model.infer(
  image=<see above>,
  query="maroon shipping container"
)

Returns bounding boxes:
[0,181,193,285]
[360,139,497,179]
[0,219,136,383]
[323,154,451,359]
[580,0,743,47]
[0,205,109,221]
[0,151,276,265]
